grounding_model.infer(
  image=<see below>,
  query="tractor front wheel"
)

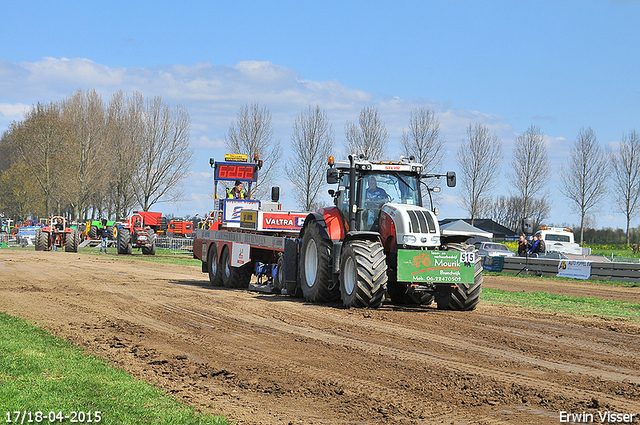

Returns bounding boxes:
[300,223,339,303]
[142,229,156,255]
[339,240,388,308]
[35,228,48,251]
[88,225,98,240]
[65,229,79,252]
[117,228,132,255]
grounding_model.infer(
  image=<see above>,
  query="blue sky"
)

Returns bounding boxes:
[1,1,639,230]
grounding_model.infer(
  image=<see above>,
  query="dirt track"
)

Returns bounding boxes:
[1,249,639,424]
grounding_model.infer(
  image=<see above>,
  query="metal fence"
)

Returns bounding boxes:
[156,237,193,254]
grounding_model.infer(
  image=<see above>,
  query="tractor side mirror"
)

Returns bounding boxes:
[446,171,456,187]
[271,186,280,202]
[327,168,339,184]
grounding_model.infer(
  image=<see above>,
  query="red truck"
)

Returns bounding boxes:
[167,219,194,238]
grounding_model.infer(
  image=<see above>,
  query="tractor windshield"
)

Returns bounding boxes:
[360,172,420,230]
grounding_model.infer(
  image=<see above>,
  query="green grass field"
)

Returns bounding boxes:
[481,288,640,322]
[0,312,230,425]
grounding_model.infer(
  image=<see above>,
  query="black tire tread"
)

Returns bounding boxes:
[35,228,48,251]
[65,230,79,252]
[300,222,339,303]
[208,244,223,287]
[437,243,482,311]
[117,227,131,255]
[340,240,388,308]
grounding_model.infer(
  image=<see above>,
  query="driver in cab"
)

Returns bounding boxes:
[365,176,389,228]
[366,176,389,202]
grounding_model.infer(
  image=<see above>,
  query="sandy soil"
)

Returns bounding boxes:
[1,249,639,424]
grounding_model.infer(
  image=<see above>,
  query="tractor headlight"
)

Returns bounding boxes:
[431,236,440,245]
[403,235,417,244]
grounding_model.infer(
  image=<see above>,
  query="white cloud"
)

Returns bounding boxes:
[0,103,30,118]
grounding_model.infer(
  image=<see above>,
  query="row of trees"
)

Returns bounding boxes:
[456,123,640,245]
[269,104,639,245]
[3,89,639,245]
[0,90,193,222]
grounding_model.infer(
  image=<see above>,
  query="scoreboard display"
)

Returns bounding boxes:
[214,161,258,182]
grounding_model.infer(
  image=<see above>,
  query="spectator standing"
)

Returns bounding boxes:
[100,219,109,254]
[517,235,530,256]
[528,235,540,257]
[537,236,546,254]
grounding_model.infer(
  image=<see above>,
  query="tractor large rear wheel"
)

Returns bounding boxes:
[437,243,482,311]
[88,225,98,240]
[117,228,132,255]
[65,230,79,252]
[339,240,388,308]
[219,246,252,289]
[35,228,48,251]
[142,229,156,255]
[300,223,339,303]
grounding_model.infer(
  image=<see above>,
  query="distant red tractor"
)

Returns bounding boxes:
[115,211,162,255]
[34,216,80,252]
[167,219,194,238]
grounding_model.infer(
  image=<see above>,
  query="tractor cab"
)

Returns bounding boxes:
[331,169,423,232]
[327,154,453,233]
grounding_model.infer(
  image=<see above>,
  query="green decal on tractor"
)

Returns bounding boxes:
[397,250,476,284]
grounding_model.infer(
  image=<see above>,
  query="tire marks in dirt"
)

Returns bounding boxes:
[158,301,640,414]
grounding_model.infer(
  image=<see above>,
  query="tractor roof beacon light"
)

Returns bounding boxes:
[253,153,263,169]
[328,156,335,167]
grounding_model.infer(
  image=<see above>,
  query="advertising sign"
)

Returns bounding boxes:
[223,200,260,223]
[260,212,306,231]
[397,250,476,284]
[557,259,591,279]
[231,242,251,267]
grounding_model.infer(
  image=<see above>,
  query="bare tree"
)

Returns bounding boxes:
[61,89,106,221]
[133,96,194,211]
[559,127,609,244]
[105,91,142,220]
[11,102,69,217]
[509,125,549,227]
[456,123,503,225]
[490,195,550,232]
[610,130,640,245]
[400,107,444,173]
[0,162,44,220]
[285,105,334,211]
[225,103,282,199]
[344,106,388,160]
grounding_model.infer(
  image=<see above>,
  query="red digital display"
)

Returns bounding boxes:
[215,163,257,181]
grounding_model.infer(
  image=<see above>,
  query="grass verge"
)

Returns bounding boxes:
[481,288,640,322]
[482,271,640,287]
[0,311,229,425]
[77,247,201,266]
